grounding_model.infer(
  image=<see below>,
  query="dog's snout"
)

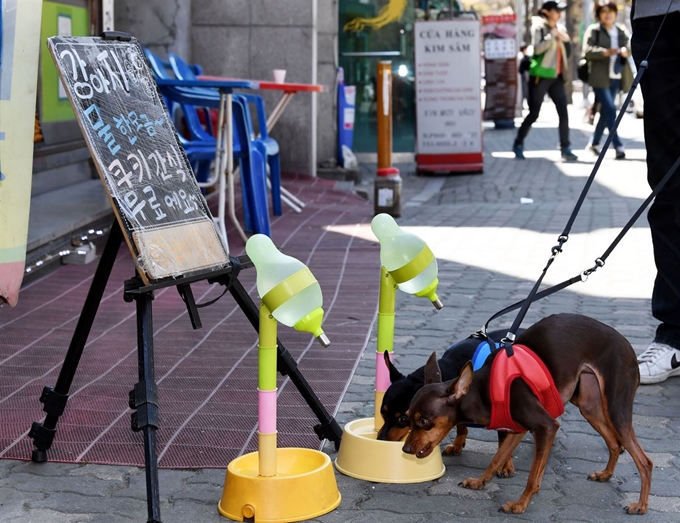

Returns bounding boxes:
[402,441,413,454]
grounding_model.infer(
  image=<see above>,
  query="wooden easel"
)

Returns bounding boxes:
[28,33,341,523]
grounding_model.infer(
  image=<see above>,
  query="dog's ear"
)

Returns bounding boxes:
[423,352,442,384]
[445,361,473,403]
[384,350,405,383]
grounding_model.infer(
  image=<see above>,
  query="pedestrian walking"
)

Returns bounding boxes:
[512,1,577,161]
[518,43,531,109]
[583,0,633,159]
[631,0,680,384]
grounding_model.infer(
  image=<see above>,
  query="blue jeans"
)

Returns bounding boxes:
[591,79,623,149]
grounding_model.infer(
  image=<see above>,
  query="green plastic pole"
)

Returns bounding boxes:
[258,302,278,390]
[377,267,396,353]
[374,267,397,430]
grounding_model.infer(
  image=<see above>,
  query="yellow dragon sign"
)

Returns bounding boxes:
[344,0,407,32]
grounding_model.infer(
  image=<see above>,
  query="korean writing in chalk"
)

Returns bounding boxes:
[48,37,212,234]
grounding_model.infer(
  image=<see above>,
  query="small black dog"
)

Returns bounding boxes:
[377,328,522,477]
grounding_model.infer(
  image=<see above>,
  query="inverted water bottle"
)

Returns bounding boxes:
[245,234,330,346]
[371,213,442,309]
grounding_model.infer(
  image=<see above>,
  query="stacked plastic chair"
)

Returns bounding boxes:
[143,47,224,186]
[142,47,271,236]
[167,53,282,228]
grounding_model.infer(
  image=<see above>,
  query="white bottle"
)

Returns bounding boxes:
[371,214,442,308]
[246,235,329,345]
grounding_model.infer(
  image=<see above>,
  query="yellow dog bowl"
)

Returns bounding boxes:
[218,448,341,522]
[334,417,445,483]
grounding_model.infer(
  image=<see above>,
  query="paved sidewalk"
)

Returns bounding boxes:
[2,100,680,522]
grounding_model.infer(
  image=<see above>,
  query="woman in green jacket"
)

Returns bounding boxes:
[583,0,634,159]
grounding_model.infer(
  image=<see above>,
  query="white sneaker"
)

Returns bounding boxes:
[637,342,680,384]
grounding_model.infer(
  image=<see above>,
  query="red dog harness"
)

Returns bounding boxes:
[487,344,564,433]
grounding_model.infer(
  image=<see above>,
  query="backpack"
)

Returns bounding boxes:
[577,58,590,83]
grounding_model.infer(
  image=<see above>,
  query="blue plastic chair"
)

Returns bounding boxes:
[237,93,282,217]
[144,48,271,236]
[160,54,271,235]
[231,97,270,236]
[143,48,215,184]
[167,53,282,220]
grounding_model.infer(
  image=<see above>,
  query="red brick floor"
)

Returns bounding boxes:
[0,175,380,468]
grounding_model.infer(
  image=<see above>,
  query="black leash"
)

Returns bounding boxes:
[484,2,678,355]
[481,150,680,336]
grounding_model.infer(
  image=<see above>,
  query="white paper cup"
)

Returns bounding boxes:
[272,69,287,83]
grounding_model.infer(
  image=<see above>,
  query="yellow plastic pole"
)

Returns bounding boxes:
[374,267,397,431]
[376,61,393,171]
[258,302,278,477]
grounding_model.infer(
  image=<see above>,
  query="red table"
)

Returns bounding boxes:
[199,76,325,214]
[199,76,324,133]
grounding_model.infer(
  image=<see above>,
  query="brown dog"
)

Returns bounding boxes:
[402,313,653,515]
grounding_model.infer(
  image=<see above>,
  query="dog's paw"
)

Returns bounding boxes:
[496,459,515,478]
[443,438,465,456]
[459,477,487,490]
[625,502,648,515]
[499,501,527,514]
[587,470,613,482]
[442,444,459,456]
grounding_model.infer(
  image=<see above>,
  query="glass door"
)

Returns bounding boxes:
[338,0,416,153]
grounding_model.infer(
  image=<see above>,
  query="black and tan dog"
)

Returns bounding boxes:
[402,313,653,515]
[377,329,518,476]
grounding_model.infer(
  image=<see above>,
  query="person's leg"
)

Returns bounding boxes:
[546,77,576,159]
[632,10,680,382]
[592,83,621,150]
[590,87,609,147]
[514,77,551,150]
[607,79,624,151]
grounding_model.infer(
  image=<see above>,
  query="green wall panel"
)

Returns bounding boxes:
[40,1,89,123]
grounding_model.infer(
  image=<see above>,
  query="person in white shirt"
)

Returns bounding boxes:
[582,1,633,159]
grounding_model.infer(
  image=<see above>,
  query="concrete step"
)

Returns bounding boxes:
[27,178,113,255]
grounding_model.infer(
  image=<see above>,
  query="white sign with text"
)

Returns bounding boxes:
[415,19,482,155]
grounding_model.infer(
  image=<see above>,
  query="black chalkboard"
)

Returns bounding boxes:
[47,35,229,284]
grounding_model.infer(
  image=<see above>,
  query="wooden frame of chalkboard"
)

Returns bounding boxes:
[47,34,230,285]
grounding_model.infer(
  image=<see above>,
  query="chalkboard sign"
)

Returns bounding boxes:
[47,35,229,284]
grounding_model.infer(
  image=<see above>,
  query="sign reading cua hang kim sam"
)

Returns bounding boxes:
[0,0,43,307]
[47,35,229,285]
[482,13,518,126]
[415,18,483,174]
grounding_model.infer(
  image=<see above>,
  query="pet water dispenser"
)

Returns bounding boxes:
[334,214,445,483]
[218,234,341,522]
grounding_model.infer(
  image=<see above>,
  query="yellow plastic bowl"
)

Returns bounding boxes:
[334,417,445,483]
[218,448,341,522]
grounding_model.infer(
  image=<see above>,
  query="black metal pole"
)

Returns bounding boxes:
[29,220,123,462]
[130,283,162,523]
